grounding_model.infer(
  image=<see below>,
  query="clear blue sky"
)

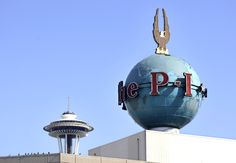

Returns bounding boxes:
[0,0,236,156]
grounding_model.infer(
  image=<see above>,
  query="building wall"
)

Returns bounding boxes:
[89,131,146,161]
[145,130,236,163]
[0,154,151,163]
[89,130,236,163]
[0,153,60,163]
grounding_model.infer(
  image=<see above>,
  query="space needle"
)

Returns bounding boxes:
[43,99,93,154]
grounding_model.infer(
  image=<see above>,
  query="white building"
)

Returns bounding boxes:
[89,130,236,163]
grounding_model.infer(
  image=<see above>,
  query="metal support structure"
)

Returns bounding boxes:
[137,138,140,160]
[65,134,68,153]
[57,137,62,153]
[67,135,73,154]
[74,135,80,154]
[55,134,82,154]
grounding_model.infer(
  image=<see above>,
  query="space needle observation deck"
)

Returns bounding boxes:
[43,110,93,154]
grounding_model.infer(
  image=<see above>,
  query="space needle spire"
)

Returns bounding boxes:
[43,100,93,154]
[67,96,71,113]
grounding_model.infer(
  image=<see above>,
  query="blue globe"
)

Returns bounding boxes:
[124,54,202,129]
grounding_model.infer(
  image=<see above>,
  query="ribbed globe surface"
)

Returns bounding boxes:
[125,54,202,129]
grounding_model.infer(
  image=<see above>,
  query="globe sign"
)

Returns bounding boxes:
[118,54,204,130]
